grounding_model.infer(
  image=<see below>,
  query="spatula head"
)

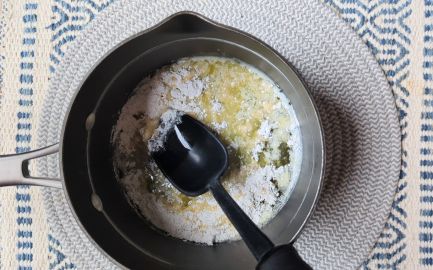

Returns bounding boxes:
[151,114,228,196]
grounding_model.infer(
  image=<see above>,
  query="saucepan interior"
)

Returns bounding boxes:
[60,12,324,270]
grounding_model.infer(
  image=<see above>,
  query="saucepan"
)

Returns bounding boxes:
[0,12,324,269]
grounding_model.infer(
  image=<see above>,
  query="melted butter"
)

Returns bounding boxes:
[138,57,294,210]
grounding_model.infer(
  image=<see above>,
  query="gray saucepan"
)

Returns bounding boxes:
[0,12,325,270]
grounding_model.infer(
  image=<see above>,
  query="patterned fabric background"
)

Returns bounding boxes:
[0,0,431,269]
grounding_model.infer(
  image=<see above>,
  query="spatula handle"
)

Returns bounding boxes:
[210,180,274,261]
[210,180,312,270]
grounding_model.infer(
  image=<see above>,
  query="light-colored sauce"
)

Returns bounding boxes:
[112,56,302,245]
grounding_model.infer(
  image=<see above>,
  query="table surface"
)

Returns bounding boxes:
[0,0,432,269]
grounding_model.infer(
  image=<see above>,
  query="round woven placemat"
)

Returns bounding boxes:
[37,0,401,269]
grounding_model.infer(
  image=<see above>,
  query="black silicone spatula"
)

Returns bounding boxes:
[151,114,311,270]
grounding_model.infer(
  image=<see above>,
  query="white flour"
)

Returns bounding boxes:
[112,56,302,245]
[212,120,228,131]
[121,164,286,244]
[147,110,183,152]
[211,99,223,113]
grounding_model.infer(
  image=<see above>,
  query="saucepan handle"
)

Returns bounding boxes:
[0,144,62,188]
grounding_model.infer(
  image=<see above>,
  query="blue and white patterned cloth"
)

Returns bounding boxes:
[0,0,431,269]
